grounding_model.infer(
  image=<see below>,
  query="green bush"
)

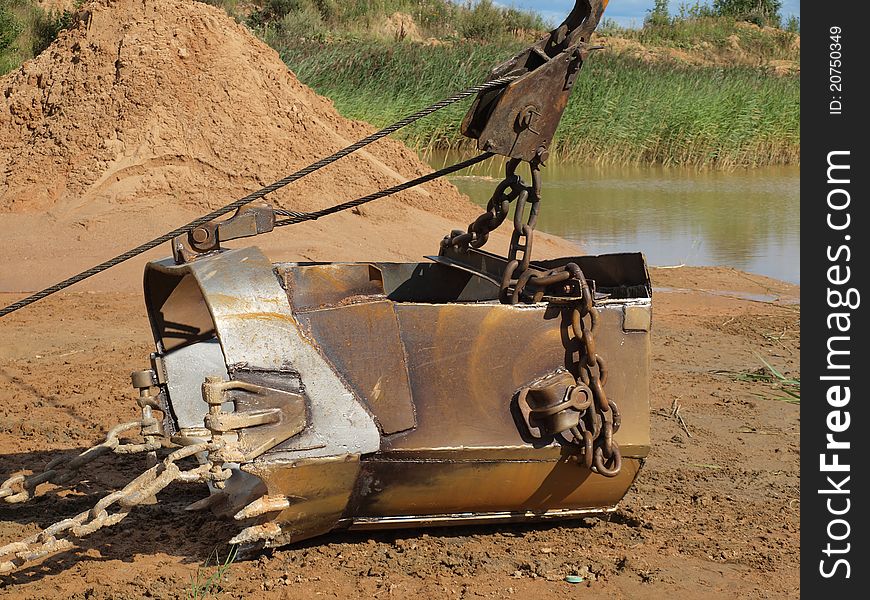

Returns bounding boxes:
[675,1,717,19]
[500,6,547,35]
[713,0,782,27]
[1,0,79,75]
[277,3,325,40]
[458,0,502,40]
[645,0,670,28]
[266,0,307,19]
[1,2,22,52]
[412,0,453,37]
[31,6,73,55]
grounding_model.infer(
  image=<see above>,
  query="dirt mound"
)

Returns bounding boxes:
[381,12,423,41]
[0,0,467,219]
[0,0,579,294]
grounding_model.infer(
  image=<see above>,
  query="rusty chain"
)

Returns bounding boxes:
[442,158,528,252]
[0,442,228,576]
[441,158,550,305]
[0,410,163,505]
[513,262,622,476]
[501,159,542,304]
[442,158,541,304]
[444,157,621,476]
[567,267,621,477]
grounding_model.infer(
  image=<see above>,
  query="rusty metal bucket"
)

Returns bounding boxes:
[140,244,651,548]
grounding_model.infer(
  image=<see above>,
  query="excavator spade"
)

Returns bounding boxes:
[2,0,651,564]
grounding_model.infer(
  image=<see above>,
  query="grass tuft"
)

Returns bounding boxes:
[187,544,239,599]
[1,0,77,76]
[715,353,800,403]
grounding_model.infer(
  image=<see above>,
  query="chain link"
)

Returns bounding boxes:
[502,159,541,302]
[443,158,553,305]
[443,158,527,252]
[442,158,544,305]
[0,380,235,576]
[0,442,226,575]
[0,413,163,505]
[567,269,622,477]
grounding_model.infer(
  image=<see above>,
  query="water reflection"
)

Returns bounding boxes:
[430,153,800,284]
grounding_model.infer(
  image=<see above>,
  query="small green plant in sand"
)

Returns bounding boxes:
[187,544,239,599]
[716,352,800,403]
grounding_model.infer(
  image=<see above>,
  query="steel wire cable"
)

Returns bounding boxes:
[0,76,516,318]
[274,152,493,227]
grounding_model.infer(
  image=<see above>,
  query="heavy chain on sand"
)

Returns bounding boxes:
[0,441,228,575]
[0,419,161,505]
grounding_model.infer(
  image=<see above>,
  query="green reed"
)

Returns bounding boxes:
[273,39,799,169]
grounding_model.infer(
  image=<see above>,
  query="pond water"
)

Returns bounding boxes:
[429,152,800,284]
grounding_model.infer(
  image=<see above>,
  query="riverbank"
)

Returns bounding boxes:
[2,1,800,169]
[252,0,799,169]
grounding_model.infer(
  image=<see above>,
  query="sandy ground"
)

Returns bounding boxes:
[1,2,800,596]
[0,260,800,599]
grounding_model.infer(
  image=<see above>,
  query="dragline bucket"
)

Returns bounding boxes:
[131,0,649,551]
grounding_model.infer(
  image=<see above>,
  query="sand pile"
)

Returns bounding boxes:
[0,0,576,293]
[381,12,423,41]
[0,0,468,218]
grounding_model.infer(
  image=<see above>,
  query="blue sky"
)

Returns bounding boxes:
[502,1,800,28]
